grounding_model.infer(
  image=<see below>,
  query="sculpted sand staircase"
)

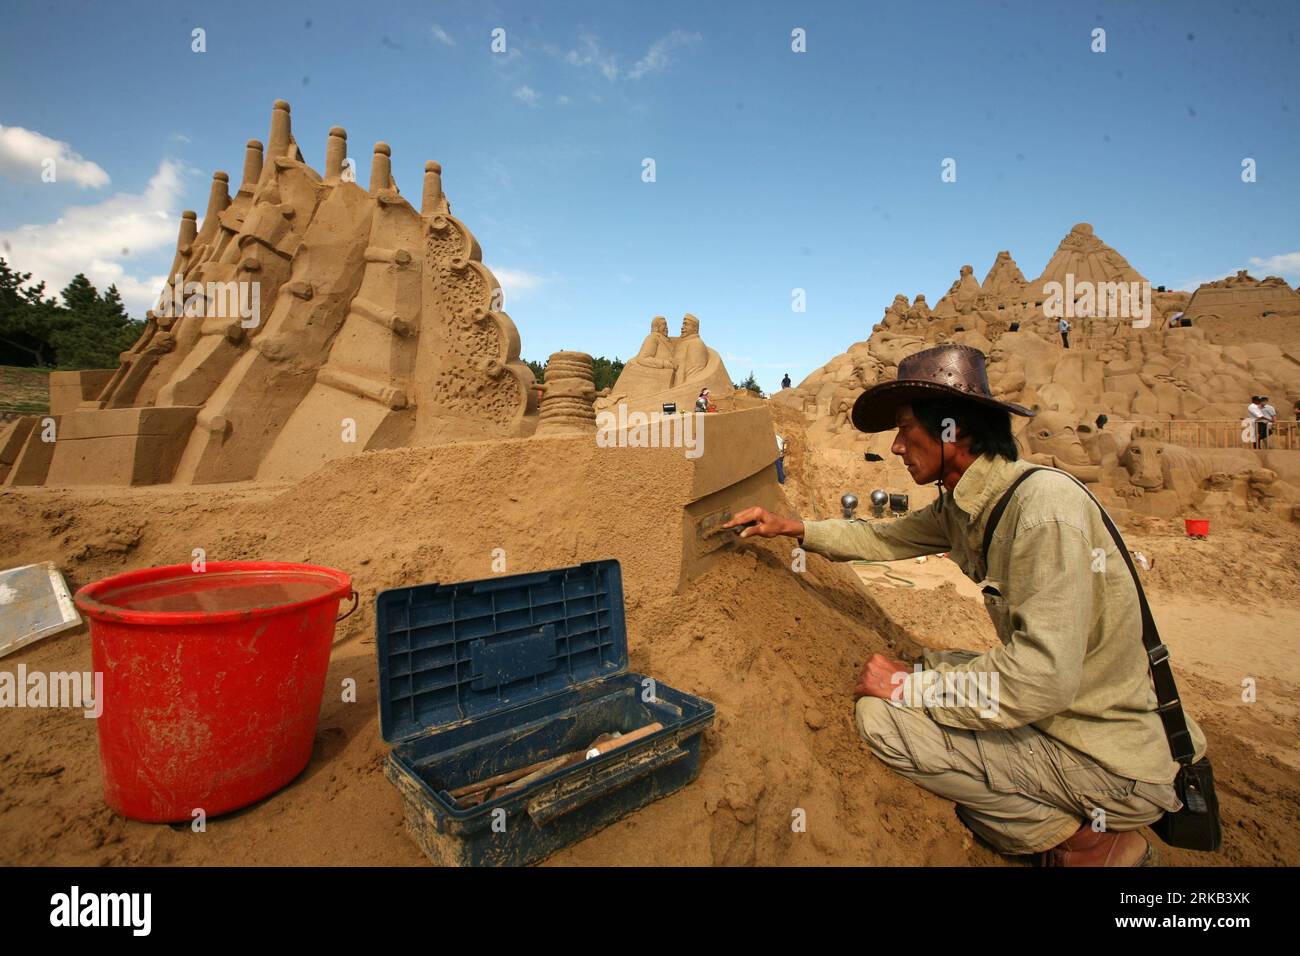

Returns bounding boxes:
[4,100,535,487]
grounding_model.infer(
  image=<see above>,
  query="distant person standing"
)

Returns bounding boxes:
[774,433,786,484]
[695,388,711,413]
[1058,317,1071,349]
[782,373,792,390]
[1247,396,1264,448]
[1261,396,1277,448]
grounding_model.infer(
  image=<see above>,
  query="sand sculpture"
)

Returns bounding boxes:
[2,100,537,487]
[1022,410,1103,483]
[772,222,1300,518]
[535,351,598,436]
[1107,426,1299,517]
[1183,269,1300,323]
[596,314,733,415]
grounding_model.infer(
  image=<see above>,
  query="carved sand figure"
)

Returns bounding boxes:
[597,313,733,417]
[633,317,677,376]
[948,265,982,314]
[1021,411,1101,482]
[1076,419,1121,468]
[675,314,710,382]
[1118,428,1259,492]
[987,342,1028,403]
[980,250,1029,305]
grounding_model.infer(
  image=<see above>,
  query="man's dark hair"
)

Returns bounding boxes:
[912,398,1019,462]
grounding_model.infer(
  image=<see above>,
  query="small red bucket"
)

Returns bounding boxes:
[74,561,356,822]
[1184,518,1210,539]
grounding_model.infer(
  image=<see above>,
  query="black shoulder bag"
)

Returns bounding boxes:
[981,467,1222,852]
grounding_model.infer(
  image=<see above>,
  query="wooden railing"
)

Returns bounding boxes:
[1113,419,1299,451]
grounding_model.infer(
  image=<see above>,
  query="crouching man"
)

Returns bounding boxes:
[725,344,1206,866]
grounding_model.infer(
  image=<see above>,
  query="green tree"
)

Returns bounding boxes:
[590,355,624,392]
[521,355,624,391]
[0,258,61,367]
[49,275,143,369]
[734,371,763,396]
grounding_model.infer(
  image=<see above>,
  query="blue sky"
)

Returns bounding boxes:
[1,0,1297,392]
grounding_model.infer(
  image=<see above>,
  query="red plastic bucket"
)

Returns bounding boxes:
[74,561,356,822]
[1184,518,1210,539]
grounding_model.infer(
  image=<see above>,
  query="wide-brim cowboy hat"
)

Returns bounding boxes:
[851,343,1036,433]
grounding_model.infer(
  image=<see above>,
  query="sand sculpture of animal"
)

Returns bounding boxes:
[1118,426,1258,491]
[1022,411,1101,482]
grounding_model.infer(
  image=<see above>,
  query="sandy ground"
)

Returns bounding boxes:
[1,435,1296,867]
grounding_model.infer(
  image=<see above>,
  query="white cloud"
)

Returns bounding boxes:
[0,158,187,315]
[564,33,620,80]
[557,94,572,106]
[513,85,541,106]
[430,23,455,46]
[0,124,110,188]
[490,267,547,303]
[557,30,701,81]
[627,30,702,80]
[1246,252,1300,281]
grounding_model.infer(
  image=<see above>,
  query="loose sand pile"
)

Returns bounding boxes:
[2,420,1295,866]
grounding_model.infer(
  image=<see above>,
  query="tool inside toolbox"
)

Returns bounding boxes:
[418,685,683,809]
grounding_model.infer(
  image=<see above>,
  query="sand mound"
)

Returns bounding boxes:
[0,424,991,866]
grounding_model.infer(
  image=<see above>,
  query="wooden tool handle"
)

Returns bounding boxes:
[450,751,570,799]
[452,722,667,806]
[586,722,663,757]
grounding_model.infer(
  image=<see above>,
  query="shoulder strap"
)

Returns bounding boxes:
[980,467,1196,767]
[981,467,1049,567]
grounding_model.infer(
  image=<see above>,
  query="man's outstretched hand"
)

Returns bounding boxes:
[723,506,804,539]
[854,653,912,701]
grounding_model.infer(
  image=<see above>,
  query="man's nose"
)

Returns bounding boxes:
[891,431,905,456]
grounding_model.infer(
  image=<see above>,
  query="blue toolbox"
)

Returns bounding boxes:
[375,560,715,866]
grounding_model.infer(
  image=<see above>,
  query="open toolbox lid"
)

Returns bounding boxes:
[375,560,629,745]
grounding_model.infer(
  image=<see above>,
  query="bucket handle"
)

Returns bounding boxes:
[336,589,359,622]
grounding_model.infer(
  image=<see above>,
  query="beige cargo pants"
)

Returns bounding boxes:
[855,695,1183,856]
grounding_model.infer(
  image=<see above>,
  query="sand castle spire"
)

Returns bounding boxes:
[204,171,230,222]
[422,161,447,215]
[259,100,293,185]
[239,140,264,194]
[325,126,347,180]
[176,209,198,251]
[370,142,394,193]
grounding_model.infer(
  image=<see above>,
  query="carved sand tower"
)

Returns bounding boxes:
[535,351,597,436]
[3,100,537,486]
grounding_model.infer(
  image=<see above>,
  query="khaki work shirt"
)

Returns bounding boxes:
[801,453,1207,785]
